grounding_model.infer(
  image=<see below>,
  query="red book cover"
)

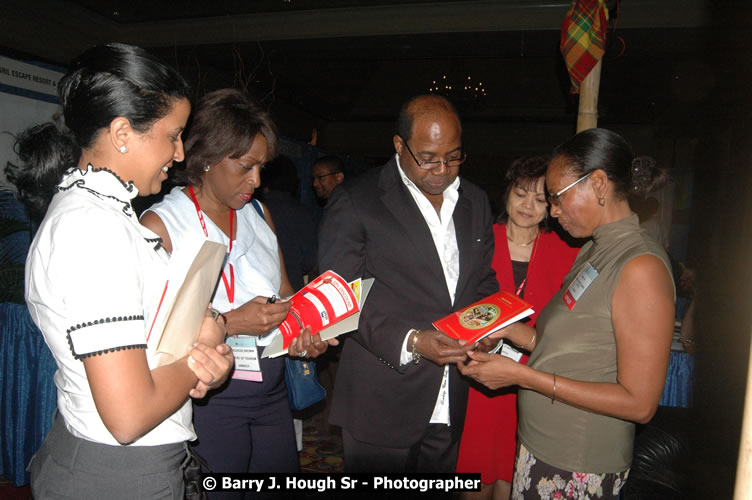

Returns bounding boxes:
[277,270,360,350]
[433,290,534,343]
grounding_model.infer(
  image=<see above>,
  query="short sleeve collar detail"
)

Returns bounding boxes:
[58,164,139,217]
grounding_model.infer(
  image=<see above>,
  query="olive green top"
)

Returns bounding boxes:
[517,213,673,473]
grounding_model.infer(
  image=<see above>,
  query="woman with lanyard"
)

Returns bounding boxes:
[459,129,674,499]
[142,88,330,492]
[8,43,234,499]
[456,156,579,500]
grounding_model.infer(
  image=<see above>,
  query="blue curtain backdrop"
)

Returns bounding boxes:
[0,191,56,486]
[0,303,57,486]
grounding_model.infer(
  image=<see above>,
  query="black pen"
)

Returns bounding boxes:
[266,295,279,304]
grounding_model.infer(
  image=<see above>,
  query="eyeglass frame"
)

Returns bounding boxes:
[312,172,340,182]
[547,172,592,206]
[398,136,467,170]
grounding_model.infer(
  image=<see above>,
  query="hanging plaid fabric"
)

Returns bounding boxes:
[560,0,610,94]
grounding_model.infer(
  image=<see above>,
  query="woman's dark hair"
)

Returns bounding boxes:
[5,43,190,220]
[552,128,668,198]
[497,154,552,231]
[177,88,279,186]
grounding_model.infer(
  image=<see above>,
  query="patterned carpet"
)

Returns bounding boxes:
[299,417,344,473]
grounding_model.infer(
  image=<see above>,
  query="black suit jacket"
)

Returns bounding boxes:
[318,158,498,447]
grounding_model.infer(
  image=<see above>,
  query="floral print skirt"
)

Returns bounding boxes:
[512,443,629,500]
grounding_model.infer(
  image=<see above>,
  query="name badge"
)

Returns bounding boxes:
[226,335,263,382]
[500,341,523,362]
[563,262,599,311]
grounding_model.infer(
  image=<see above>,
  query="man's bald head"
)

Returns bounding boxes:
[396,95,461,143]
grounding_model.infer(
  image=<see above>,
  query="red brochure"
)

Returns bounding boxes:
[433,290,534,343]
[277,270,360,350]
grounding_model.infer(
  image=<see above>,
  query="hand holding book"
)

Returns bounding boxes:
[411,329,475,366]
[261,271,374,359]
[457,349,524,390]
[432,290,534,344]
[222,297,292,337]
[286,325,334,359]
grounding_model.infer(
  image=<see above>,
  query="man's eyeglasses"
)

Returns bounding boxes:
[547,172,592,206]
[312,172,339,182]
[399,137,467,170]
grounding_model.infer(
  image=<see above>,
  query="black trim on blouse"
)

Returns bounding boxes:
[57,165,137,217]
[143,236,164,252]
[66,315,146,360]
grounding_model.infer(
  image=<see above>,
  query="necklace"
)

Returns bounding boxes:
[506,228,538,247]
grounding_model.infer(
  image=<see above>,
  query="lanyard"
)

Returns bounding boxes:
[188,185,235,309]
[514,231,540,298]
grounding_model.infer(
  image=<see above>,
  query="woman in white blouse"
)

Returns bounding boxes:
[142,89,330,496]
[6,43,233,499]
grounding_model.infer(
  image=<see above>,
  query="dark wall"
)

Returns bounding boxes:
[685,4,752,498]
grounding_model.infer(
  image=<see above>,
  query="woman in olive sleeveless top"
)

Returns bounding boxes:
[459,129,675,499]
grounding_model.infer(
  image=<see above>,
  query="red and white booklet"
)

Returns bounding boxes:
[433,290,534,344]
[261,271,374,358]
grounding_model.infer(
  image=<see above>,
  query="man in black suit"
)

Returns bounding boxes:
[318,95,498,473]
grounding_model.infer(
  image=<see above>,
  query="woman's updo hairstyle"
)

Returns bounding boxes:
[552,128,668,199]
[5,43,190,220]
[177,88,279,187]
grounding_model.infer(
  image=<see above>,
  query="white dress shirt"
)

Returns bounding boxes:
[395,154,461,425]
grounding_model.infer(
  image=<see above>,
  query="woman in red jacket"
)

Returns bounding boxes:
[457,155,579,500]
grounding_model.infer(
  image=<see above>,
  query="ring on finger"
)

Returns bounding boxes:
[209,377,217,386]
[298,350,307,358]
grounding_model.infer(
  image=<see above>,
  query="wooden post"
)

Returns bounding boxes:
[734,330,752,499]
[576,60,602,133]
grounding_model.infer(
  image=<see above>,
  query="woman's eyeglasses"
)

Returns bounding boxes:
[547,172,592,206]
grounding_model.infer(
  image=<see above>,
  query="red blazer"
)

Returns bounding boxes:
[492,223,579,327]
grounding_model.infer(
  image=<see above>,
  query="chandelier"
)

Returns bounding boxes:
[427,74,487,103]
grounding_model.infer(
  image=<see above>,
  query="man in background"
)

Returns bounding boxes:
[261,155,317,291]
[311,155,345,203]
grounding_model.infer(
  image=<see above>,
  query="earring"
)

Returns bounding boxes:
[119,145,128,154]
[203,165,211,172]
[598,197,606,207]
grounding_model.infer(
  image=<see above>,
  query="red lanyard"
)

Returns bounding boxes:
[515,231,540,297]
[188,185,235,309]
